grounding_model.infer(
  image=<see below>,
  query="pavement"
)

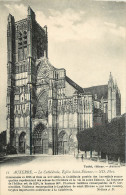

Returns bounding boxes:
[0,153,125,166]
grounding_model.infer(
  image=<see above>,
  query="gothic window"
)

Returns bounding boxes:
[24,65,26,72]
[37,36,43,58]
[24,86,28,93]
[36,91,48,119]
[24,46,27,59]
[15,66,18,73]
[15,87,20,93]
[86,100,87,110]
[21,65,24,72]
[23,117,25,127]
[56,73,58,80]
[20,117,24,127]
[33,123,45,138]
[74,98,77,105]
[23,31,27,42]
[20,65,22,73]
[18,49,23,61]
[19,132,26,153]
[18,32,22,43]
[87,102,89,110]
[70,100,72,106]
[18,117,20,127]
[15,117,18,128]
[89,102,91,112]
[23,65,25,72]
[84,102,85,110]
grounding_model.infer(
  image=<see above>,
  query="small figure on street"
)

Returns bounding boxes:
[81,154,84,161]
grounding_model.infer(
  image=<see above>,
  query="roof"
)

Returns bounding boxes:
[66,76,84,93]
[84,85,108,100]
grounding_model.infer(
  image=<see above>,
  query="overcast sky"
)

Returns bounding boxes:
[0,0,126,132]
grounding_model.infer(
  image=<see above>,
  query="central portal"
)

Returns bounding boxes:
[33,123,48,154]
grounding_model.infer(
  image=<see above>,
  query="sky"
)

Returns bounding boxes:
[0,0,126,132]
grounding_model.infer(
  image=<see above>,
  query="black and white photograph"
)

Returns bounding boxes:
[0,0,126,195]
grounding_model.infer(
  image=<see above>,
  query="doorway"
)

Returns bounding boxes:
[33,123,48,154]
[19,132,26,153]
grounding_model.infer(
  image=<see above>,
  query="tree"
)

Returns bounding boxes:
[77,114,125,162]
[0,131,6,156]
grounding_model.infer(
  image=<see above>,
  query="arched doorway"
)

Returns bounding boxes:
[33,123,48,154]
[19,132,26,153]
[58,131,69,154]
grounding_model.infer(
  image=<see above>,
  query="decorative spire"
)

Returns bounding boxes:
[109,72,113,81]
[114,79,118,90]
[27,6,35,19]
[108,72,114,89]
[8,14,15,23]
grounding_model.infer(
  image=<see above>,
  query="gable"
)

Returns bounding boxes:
[36,58,55,78]
[36,58,55,85]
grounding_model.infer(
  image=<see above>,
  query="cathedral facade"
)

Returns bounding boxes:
[6,7,121,155]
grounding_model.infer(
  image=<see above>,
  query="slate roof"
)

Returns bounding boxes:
[84,85,108,100]
[66,76,84,93]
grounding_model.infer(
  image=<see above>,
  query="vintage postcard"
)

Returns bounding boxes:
[0,0,126,195]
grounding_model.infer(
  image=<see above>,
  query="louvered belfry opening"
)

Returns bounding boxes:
[33,123,48,154]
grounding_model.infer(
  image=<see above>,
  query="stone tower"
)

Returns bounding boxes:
[6,7,48,154]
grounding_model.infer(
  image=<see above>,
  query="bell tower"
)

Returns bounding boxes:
[6,14,15,145]
[6,7,48,154]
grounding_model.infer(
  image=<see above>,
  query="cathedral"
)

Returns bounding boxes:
[6,7,121,155]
